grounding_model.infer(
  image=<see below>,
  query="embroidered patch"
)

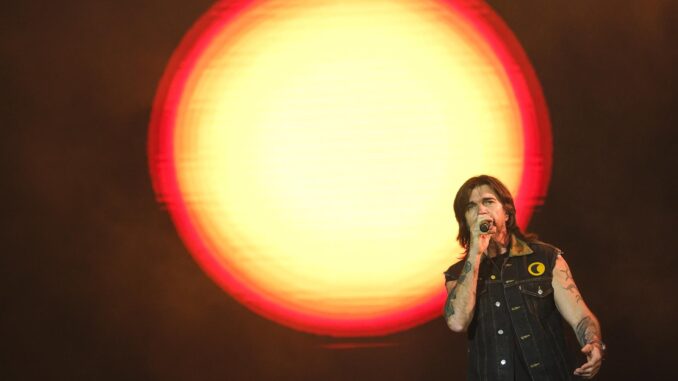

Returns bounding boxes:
[528,262,546,276]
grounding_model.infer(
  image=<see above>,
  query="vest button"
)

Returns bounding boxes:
[495,301,501,307]
[500,359,507,365]
[498,329,504,335]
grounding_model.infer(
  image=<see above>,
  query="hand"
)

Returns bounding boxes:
[574,343,603,379]
[469,216,493,256]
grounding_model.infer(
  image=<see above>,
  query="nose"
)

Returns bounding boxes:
[478,204,489,214]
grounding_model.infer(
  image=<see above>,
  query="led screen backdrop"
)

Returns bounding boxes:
[148,0,552,336]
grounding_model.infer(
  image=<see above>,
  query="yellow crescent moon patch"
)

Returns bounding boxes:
[528,262,546,276]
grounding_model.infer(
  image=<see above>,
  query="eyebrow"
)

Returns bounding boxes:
[467,196,498,207]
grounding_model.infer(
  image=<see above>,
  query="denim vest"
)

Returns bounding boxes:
[445,236,574,381]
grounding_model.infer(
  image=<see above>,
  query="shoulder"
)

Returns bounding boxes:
[527,240,564,270]
[528,240,564,256]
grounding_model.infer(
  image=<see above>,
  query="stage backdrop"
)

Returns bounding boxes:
[2,0,676,380]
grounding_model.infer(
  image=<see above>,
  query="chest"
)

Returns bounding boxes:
[475,254,556,319]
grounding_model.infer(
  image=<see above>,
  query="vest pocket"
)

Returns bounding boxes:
[518,279,555,319]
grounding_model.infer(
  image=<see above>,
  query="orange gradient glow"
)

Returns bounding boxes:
[149,0,551,336]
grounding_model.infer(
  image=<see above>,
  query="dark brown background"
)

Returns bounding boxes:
[2,1,676,379]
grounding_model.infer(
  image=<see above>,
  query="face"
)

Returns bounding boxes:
[464,184,509,239]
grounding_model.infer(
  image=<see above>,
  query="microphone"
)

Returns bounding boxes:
[479,221,492,233]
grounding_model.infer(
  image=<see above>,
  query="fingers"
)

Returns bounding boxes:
[574,360,595,373]
[574,364,600,379]
[574,367,600,379]
[469,216,492,247]
[472,216,494,235]
[574,345,602,378]
[469,215,494,255]
[575,362,596,374]
[580,343,592,354]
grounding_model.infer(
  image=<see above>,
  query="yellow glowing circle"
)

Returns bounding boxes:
[149,0,552,336]
[528,262,547,277]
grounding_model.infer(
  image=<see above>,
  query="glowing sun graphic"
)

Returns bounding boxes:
[149,0,551,336]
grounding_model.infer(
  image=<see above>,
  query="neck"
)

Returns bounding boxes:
[495,229,509,247]
[487,231,509,258]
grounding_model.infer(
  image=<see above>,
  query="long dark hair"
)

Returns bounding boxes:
[453,175,534,249]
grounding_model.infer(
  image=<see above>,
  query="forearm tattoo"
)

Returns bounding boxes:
[575,316,601,347]
[445,261,472,319]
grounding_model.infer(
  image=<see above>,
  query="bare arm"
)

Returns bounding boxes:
[552,255,604,379]
[444,255,479,332]
[444,232,490,332]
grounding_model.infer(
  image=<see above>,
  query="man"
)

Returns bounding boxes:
[444,175,604,380]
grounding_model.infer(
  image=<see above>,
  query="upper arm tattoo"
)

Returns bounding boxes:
[563,284,582,303]
[558,260,582,303]
[558,257,602,346]
[559,268,571,281]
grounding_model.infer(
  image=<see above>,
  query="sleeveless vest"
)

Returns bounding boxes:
[448,236,575,381]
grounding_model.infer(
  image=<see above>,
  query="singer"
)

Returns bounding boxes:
[443,175,604,380]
